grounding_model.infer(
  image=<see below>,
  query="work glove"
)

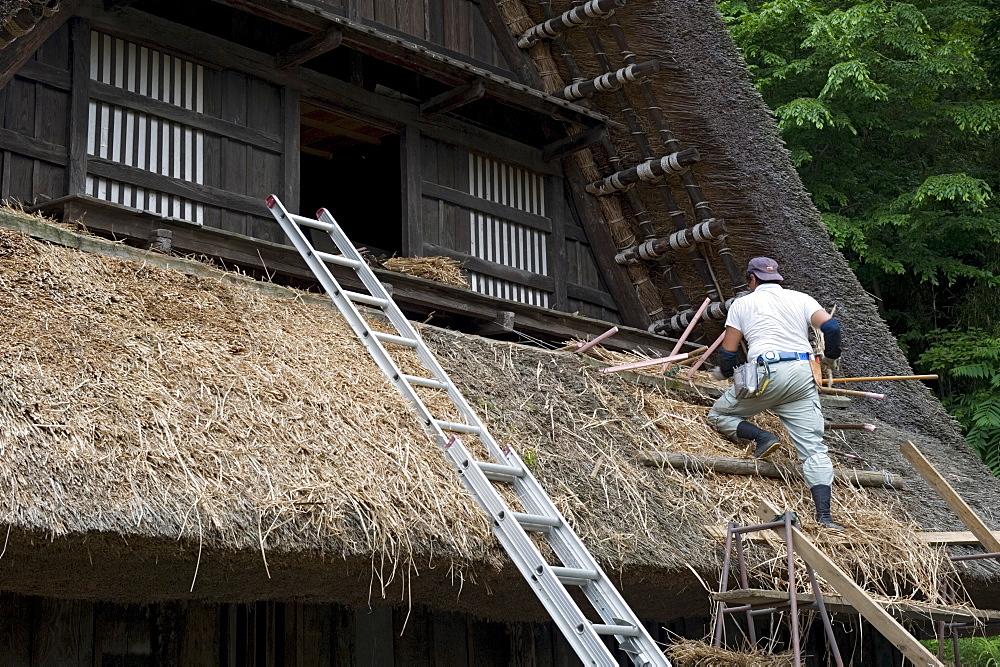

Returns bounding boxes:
[820,355,840,376]
[710,366,728,381]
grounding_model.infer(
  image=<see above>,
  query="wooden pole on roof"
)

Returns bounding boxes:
[900,441,1000,553]
[831,375,938,383]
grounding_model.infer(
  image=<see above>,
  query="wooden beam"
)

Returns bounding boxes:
[14,60,71,91]
[91,80,283,152]
[299,116,383,145]
[0,0,86,91]
[641,452,904,489]
[87,158,264,217]
[103,0,141,9]
[419,80,486,119]
[0,128,68,166]
[423,243,557,291]
[543,127,607,162]
[421,181,552,233]
[276,26,343,70]
[475,1,544,88]
[900,440,1000,553]
[757,500,944,667]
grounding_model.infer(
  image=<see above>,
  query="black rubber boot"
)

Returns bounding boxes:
[735,420,780,459]
[810,484,846,530]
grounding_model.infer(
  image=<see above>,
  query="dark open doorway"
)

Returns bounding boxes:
[299,100,401,257]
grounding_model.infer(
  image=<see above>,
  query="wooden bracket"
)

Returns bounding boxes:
[472,311,516,336]
[757,500,944,666]
[900,440,1000,553]
[276,25,343,70]
[419,80,486,119]
[542,127,606,162]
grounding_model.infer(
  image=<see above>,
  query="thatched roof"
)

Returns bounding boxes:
[522,0,969,450]
[2,212,1000,621]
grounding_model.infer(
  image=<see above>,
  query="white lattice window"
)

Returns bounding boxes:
[468,153,550,307]
[87,31,205,224]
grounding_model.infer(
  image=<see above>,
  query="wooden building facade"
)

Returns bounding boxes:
[0,0,657,345]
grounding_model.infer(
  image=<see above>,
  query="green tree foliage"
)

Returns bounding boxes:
[719,0,1000,459]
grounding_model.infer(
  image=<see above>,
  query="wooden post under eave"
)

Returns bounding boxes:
[281,86,301,214]
[66,17,91,198]
[756,500,944,667]
[400,125,423,257]
[900,440,1000,553]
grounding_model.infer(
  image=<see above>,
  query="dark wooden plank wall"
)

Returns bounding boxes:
[202,68,285,242]
[359,0,508,71]
[419,134,620,320]
[0,22,71,207]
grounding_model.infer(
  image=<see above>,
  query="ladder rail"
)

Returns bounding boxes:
[265,196,669,667]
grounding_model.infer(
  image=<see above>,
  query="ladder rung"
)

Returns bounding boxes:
[375,332,418,348]
[288,214,335,232]
[314,250,362,269]
[549,566,600,584]
[590,623,641,638]
[404,375,449,390]
[433,419,481,435]
[344,290,388,308]
[477,461,525,481]
[509,511,561,531]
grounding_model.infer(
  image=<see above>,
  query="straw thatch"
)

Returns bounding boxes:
[666,638,794,666]
[1,220,998,619]
[382,256,469,288]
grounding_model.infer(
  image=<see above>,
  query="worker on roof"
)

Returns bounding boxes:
[708,257,845,531]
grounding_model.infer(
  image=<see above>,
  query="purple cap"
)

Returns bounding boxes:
[747,257,783,281]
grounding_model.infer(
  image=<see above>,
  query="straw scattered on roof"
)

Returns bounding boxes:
[0,225,974,612]
[382,256,469,288]
[666,637,794,666]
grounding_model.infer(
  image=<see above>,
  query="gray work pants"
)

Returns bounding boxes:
[707,360,833,487]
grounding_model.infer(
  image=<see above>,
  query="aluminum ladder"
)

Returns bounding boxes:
[265,195,670,667]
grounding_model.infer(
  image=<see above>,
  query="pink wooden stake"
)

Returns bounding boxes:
[662,297,711,373]
[685,331,726,380]
[599,353,689,374]
[574,326,619,355]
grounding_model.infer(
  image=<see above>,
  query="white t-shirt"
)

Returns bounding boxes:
[725,283,824,361]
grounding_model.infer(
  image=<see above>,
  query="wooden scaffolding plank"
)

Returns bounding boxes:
[705,526,1000,546]
[756,500,944,667]
[900,440,1000,553]
[712,588,1000,625]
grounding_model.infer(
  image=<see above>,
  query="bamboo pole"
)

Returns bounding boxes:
[825,423,877,432]
[818,386,885,399]
[663,297,710,372]
[686,331,725,378]
[831,375,938,383]
[599,352,689,373]
[573,326,619,354]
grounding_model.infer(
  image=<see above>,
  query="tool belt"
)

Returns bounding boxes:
[733,360,770,398]
[733,352,810,399]
[758,351,811,363]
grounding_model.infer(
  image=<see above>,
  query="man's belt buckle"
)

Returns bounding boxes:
[761,351,780,363]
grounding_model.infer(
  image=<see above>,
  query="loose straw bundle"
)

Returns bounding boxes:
[382,256,469,288]
[667,638,794,666]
